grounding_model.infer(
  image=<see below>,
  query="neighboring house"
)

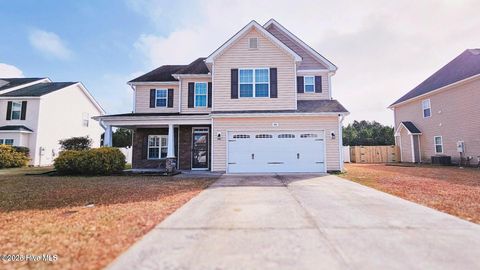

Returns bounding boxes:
[95,19,349,173]
[390,49,480,164]
[0,77,105,166]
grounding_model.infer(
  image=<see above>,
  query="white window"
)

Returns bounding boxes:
[255,134,273,139]
[194,82,207,107]
[239,68,269,98]
[422,99,431,118]
[148,135,168,159]
[249,38,258,49]
[233,134,250,139]
[155,89,167,107]
[278,134,295,138]
[82,112,89,127]
[434,136,443,154]
[0,139,14,145]
[304,76,315,93]
[11,101,22,120]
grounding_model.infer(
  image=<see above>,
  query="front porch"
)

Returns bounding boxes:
[98,113,212,171]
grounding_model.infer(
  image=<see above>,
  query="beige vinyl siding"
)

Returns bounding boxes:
[394,77,480,163]
[135,84,179,113]
[297,74,330,100]
[265,24,328,70]
[213,28,296,111]
[180,78,212,114]
[212,115,341,172]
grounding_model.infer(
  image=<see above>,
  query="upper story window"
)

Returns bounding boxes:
[82,112,89,127]
[148,135,168,159]
[434,136,443,154]
[156,89,167,107]
[422,99,431,118]
[249,38,258,49]
[11,101,22,120]
[304,76,315,93]
[195,82,207,107]
[239,68,269,98]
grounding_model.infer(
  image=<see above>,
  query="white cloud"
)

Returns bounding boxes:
[0,63,24,77]
[29,29,73,60]
[127,0,480,125]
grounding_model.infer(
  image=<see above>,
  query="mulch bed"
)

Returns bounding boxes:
[341,163,480,224]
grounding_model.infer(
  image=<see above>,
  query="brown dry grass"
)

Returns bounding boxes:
[341,163,480,224]
[0,170,216,270]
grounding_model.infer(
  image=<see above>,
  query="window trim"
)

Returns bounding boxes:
[155,89,168,108]
[422,99,431,118]
[11,101,22,120]
[434,136,443,154]
[194,82,208,108]
[303,76,315,93]
[147,135,168,160]
[238,68,270,98]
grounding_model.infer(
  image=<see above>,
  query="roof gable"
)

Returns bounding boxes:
[264,19,337,71]
[205,20,301,64]
[395,121,421,136]
[391,49,480,106]
[129,65,185,83]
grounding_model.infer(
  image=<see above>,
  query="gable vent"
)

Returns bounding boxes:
[249,37,258,49]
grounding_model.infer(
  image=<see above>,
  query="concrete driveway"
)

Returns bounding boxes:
[108,174,480,270]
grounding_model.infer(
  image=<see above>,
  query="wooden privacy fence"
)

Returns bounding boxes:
[349,145,400,163]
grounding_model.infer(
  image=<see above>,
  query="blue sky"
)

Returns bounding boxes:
[1,0,479,124]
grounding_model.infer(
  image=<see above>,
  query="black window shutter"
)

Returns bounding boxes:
[270,68,277,98]
[315,76,322,93]
[6,101,12,120]
[231,69,238,99]
[149,89,156,108]
[297,76,304,93]
[20,101,27,120]
[188,83,195,108]
[208,82,212,107]
[167,89,174,107]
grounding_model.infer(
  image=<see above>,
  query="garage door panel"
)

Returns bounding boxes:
[227,131,325,173]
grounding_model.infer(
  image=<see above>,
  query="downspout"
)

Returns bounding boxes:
[338,114,345,171]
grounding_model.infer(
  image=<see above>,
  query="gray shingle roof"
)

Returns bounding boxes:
[391,49,480,106]
[0,82,76,97]
[129,65,186,83]
[0,125,34,132]
[176,58,209,74]
[401,121,421,134]
[212,100,348,114]
[0,78,45,91]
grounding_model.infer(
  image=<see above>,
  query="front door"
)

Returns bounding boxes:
[192,128,209,170]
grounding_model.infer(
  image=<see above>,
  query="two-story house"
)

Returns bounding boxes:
[96,19,349,173]
[0,77,105,166]
[390,49,480,164]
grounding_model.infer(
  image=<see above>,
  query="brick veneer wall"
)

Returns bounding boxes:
[132,128,178,169]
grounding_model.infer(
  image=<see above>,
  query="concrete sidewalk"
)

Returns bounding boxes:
[108,174,480,270]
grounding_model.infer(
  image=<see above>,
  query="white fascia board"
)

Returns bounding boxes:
[0,130,33,134]
[263,19,337,72]
[76,82,106,115]
[388,73,480,109]
[205,20,302,64]
[172,74,212,80]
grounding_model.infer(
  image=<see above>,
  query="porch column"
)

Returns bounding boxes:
[104,125,112,147]
[167,123,175,158]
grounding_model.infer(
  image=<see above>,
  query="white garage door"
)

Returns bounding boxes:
[227,131,325,173]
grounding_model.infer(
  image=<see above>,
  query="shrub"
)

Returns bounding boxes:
[0,145,29,169]
[54,147,126,175]
[12,146,30,156]
[59,136,92,151]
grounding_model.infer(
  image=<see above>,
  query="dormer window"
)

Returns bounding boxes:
[249,38,258,49]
